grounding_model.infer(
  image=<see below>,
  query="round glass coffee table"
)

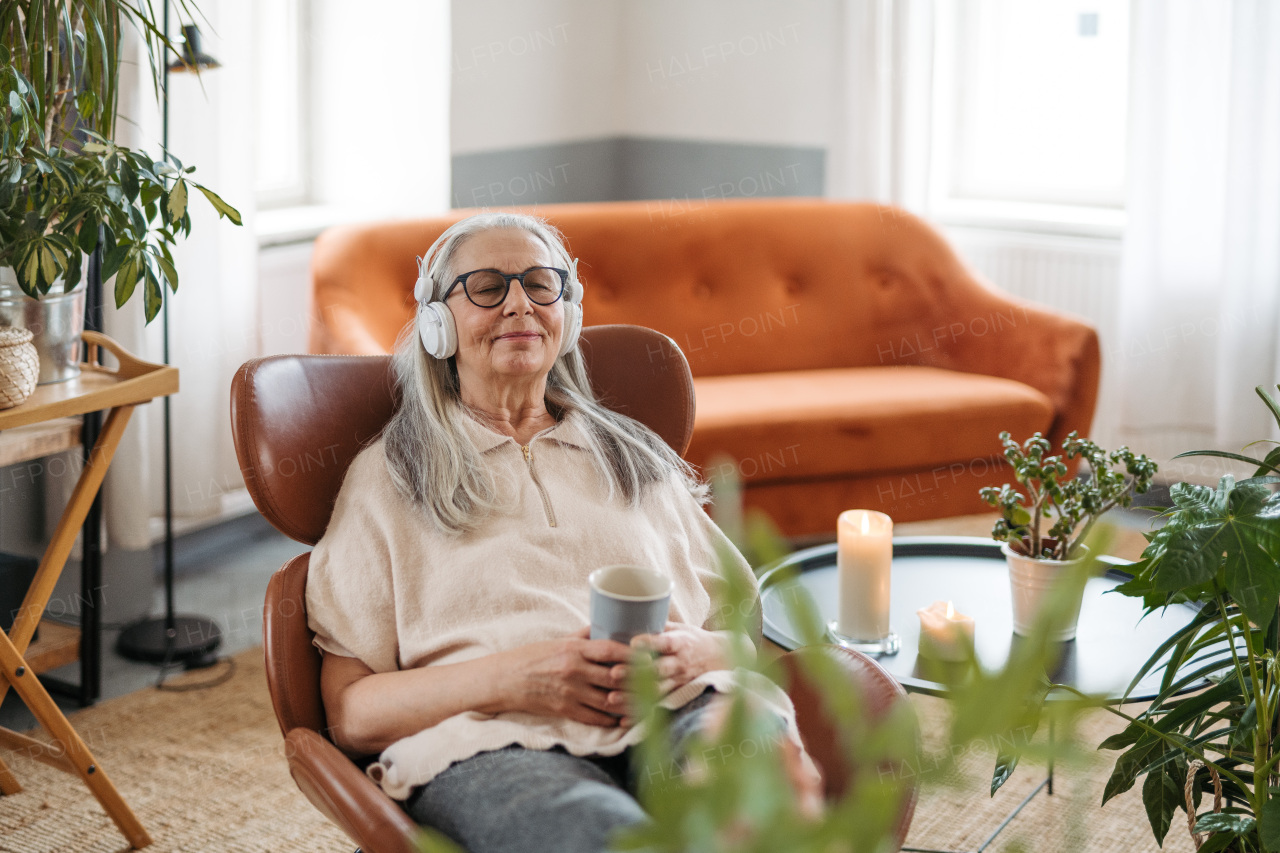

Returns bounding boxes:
[760,536,1220,853]
[760,536,1208,701]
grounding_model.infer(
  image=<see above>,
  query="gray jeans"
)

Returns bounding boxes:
[403,687,726,853]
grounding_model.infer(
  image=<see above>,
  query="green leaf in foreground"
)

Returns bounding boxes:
[1143,767,1181,844]
[1102,737,1161,806]
[1194,813,1256,836]
[166,178,187,221]
[143,265,163,322]
[413,826,465,853]
[1262,794,1280,852]
[196,183,242,225]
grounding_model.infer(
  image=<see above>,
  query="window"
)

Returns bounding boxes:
[252,0,309,208]
[930,0,1130,231]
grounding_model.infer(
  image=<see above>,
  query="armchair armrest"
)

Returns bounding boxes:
[285,727,422,853]
[777,644,917,851]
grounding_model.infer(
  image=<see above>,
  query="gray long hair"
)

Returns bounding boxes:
[382,212,707,534]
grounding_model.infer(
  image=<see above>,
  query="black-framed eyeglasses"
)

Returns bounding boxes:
[443,267,568,308]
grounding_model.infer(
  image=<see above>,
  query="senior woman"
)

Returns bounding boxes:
[305,212,820,853]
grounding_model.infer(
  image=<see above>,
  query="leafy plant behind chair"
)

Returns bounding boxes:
[0,1,240,321]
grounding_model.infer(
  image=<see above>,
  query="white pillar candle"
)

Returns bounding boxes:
[836,509,893,640]
[917,600,976,662]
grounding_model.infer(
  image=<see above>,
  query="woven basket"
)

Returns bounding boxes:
[0,326,40,409]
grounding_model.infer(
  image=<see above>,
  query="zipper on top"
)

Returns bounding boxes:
[522,444,557,527]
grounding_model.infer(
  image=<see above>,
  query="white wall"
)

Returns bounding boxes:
[451,0,622,154]
[451,0,841,152]
[617,0,840,146]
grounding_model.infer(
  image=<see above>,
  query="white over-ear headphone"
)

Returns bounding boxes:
[415,248,585,360]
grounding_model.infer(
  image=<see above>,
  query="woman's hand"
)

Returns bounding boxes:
[497,626,634,727]
[626,621,738,699]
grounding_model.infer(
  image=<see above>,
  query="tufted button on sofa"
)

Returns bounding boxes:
[308,198,1099,537]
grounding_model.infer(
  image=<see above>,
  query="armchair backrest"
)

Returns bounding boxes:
[231,324,695,546]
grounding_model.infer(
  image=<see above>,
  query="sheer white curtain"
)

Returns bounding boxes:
[1116,0,1280,473]
[828,0,933,210]
[1216,2,1280,445]
[100,24,160,554]
[101,0,259,551]
[151,0,258,524]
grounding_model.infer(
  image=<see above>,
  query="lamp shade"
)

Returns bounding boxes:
[168,24,220,72]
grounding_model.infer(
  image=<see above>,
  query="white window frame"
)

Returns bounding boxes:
[253,0,312,211]
[925,0,1129,238]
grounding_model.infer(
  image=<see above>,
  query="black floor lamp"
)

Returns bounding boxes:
[116,12,223,670]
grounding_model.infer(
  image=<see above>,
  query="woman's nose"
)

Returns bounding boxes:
[501,281,534,314]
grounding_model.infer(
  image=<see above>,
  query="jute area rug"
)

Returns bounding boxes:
[0,649,349,852]
[0,645,1199,852]
[903,695,1197,853]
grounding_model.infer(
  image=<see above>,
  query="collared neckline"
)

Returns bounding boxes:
[461,408,591,454]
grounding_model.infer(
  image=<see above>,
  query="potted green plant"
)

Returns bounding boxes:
[1086,385,1280,852]
[979,431,1157,640]
[0,1,239,381]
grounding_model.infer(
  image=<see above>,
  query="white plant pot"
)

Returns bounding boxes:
[1002,542,1090,642]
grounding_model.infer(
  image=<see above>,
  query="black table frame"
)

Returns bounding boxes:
[35,250,106,708]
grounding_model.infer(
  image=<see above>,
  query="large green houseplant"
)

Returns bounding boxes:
[1084,385,1280,851]
[0,0,239,322]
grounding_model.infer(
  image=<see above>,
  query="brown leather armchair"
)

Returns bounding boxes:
[230,324,916,853]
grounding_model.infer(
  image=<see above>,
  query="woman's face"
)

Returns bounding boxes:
[445,227,565,387]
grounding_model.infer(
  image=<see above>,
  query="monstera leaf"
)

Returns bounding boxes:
[1218,485,1280,630]
[1146,477,1280,630]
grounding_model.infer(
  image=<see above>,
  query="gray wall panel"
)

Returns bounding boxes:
[451,137,824,207]
[451,140,619,208]
[616,137,824,201]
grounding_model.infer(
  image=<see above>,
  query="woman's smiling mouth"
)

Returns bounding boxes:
[496,331,540,342]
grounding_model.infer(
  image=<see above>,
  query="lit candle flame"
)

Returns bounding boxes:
[860,512,870,535]
[945,601,955,619]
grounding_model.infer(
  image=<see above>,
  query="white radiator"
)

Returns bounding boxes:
[944,228,1122,329]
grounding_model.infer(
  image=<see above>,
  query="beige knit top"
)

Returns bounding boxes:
[305,411,800,800]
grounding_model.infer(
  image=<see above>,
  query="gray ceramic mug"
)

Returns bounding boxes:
[588,565,673,645]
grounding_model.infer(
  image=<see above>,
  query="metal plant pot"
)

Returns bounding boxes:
[0,266,85,385]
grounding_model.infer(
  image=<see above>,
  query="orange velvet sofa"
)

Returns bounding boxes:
[309,199,1100,538]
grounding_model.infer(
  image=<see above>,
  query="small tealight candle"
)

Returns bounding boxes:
[917,600,975,662]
